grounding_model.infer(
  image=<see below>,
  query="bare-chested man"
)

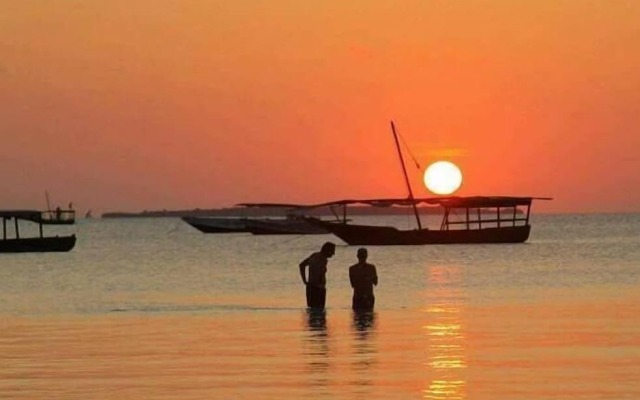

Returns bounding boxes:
[349,248,378,310]
[299,242,336,309]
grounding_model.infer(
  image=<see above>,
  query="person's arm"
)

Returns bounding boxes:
[349,267,356,288]
[372,265,378,286]
[299,257,310,285]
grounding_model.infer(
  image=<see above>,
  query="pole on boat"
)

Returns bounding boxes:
[45,190,52,220]
[390,121,422,230]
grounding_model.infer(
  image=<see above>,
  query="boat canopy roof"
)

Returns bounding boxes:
[430,196,551,208]
[237,203,319,209]
[0,210,43,221]
[247,196,552,209]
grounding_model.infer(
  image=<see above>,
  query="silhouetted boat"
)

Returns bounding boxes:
[0,210,76,253]
[41,191,75,225]
[305,196,550,245]
[244,216,328,235]
[237,203,332,235]
[182,214,326,235]
[182,216,249,233]
[40,209,76,225]
[304,121,551,245]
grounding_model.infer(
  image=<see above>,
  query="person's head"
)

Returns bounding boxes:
[357,247,368,262]
[321,242,336,258]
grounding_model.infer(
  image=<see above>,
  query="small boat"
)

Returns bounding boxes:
[244,215,328,235]
[182,216,249,233]
[40,208,76,225]
[0,210,76,253]
[237,203,331,235]
[41,192,75,225]
[182,214,328,235]
[304,121,551,245]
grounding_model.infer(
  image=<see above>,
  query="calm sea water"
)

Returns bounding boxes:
[1,214,639,399]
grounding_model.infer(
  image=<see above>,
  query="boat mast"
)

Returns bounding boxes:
[45,191,52,211]
[390,121,422,230]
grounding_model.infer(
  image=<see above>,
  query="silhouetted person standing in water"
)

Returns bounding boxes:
[299,242,336,309]
[349,248,378,310]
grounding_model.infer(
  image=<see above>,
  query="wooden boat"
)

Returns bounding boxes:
[40,208,76,225]
[304,121,551,245]
[244,216,328,235]
[40,191,76,225]
[182,216,249,233]
[305,196,549,245]
[0,210,76,253]
[237,203,332,235]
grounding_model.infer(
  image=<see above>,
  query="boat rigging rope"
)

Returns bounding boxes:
[396,129,421,170]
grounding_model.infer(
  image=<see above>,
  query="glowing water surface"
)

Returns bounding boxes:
[1,214,639,399]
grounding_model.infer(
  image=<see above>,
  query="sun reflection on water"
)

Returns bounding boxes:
[423,265,467,400]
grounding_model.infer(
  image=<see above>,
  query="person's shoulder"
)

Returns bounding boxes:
[301,251,318,263]
[310,252,328,263]
[367,263,377,269]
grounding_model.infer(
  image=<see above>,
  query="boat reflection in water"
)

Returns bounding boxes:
[423,265,467,400]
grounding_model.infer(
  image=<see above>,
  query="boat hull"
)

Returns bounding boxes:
[0,235,76,253]
[306,218,531,245]
[182,217,248,233]
[245,219,328,235]
[40,220,75,226]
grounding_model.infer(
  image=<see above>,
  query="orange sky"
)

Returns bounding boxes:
[1,1,639,214]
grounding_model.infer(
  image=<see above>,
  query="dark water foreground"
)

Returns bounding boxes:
[1,214,639,399]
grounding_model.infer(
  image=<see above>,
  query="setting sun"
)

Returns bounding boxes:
[424,161,463,195]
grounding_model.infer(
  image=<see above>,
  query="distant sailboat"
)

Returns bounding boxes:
[41,191,76,225]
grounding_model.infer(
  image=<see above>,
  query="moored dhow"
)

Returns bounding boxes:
[237,203,330,235]
[304,120,551,245]
[244,216,328,235]
[0,210,76,253]
[40,208,76,225]
[182,216,249,233]
[305,196,550,245]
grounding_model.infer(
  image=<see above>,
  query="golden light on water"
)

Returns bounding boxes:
[425,380,467,400]
[423,265,467,399]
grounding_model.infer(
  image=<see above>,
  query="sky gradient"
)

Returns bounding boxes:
[1,1,639,214]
